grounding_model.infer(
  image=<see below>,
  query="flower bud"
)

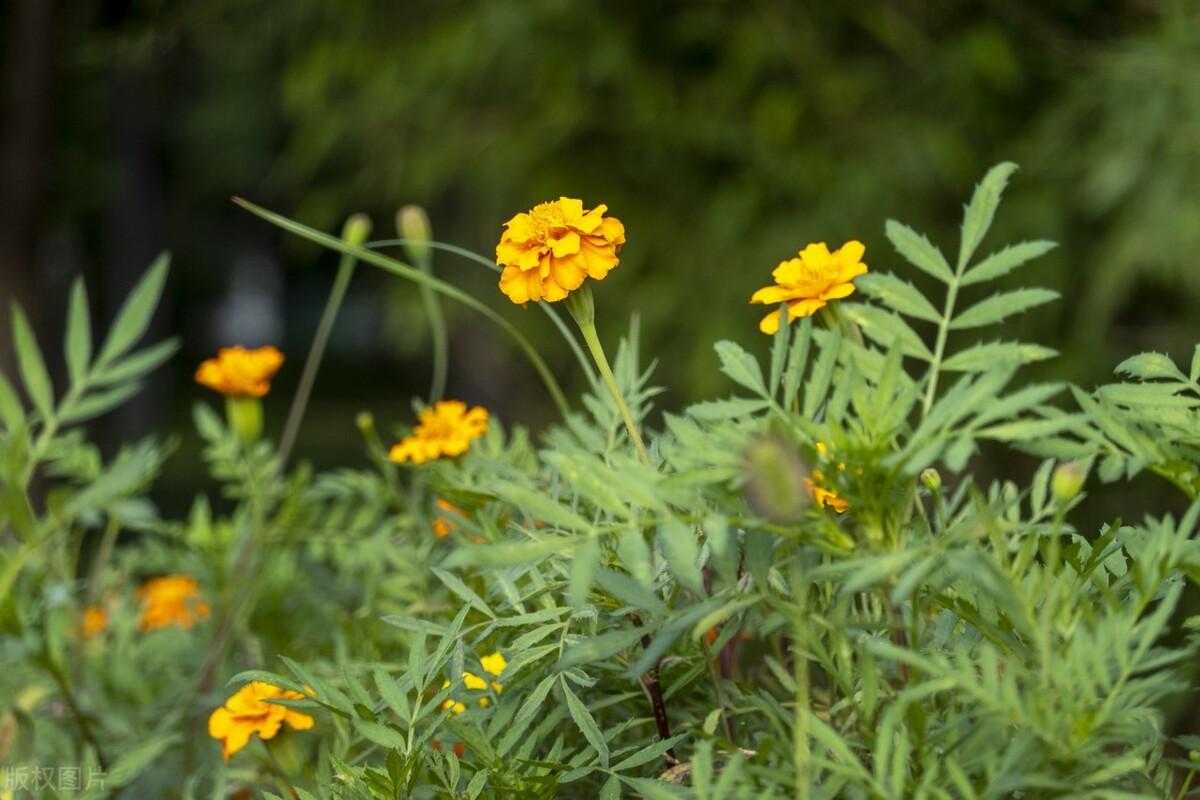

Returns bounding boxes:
[342,213,373,248]
[563,283,596,327]
[1052,462,1084,503]
[920,468,942,491]
[743,436,810,522]
[396,205,431,263]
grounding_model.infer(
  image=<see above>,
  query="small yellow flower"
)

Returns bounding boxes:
[496,197,625,304]
[805,469,850,514]
[208,682,315,761]
[195,346,284,397]
[480,651,507,681]
[80,606,107,639]
[136,575,211,632]
[389,401,489,464]
[750,241,868,334]
[432,498,467,539]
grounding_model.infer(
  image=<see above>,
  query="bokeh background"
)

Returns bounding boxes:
[2,0,1198,513]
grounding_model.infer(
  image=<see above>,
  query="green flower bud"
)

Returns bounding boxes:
[742,436,811,522]
[342,213,373,248]
[396,205,431,263]
[1052,462,1085,503]
[225,396,263,445]
[920,468,942,491]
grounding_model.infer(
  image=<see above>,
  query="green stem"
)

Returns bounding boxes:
[792,568,810,800]
[415,249,449,404]
[573,312,650,464]
[233,198,570,419]
[278,250,358,469]
[85,515,121,608]
[922,267,967,415]
[366,239,597,387]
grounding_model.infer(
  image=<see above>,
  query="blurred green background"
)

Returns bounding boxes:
[2,0,1198,502]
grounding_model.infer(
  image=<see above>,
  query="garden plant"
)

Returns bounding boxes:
[2,164,1200,798]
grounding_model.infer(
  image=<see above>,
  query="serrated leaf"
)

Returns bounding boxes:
[96,252,170,367]
[64,277,92,384]
[11,305,53,420]
[840,302,932,360]
[958,162,1018,269]
[949,288,1057,330]
[490,480,592,531]
[658,519,704,595]
[769,304,789,396]
[611,734,687,772]
[686,397,768,420]
[94,338,179,386]
[374,668,410,721]
[713,340,766,396]
[1115,352,1186,382]
[782,317,813,406]
[558,627,647,670]
[885,220,953,282]
[561,680,609,767]
[571,536,600,608]
[856,273,941,323]
[941,341,1057,372]
[515,673,559,726]
[431,567,494,617]
[59,381,142,425]
[960,240,1057,286]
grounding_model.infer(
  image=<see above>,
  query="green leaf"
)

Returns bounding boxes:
[803,327,842,420]
[617,527,654,590]
[1191,344,1200,383]
[594,567,667,616]
[445,536,577,569]
[355,718,408,749]
[64,277,92,384]
[558,627,647,670]
[950,288,1058,330]
[490,480,592,531]
[686,397,768,420]
[93,338,180,386]
[941,341,1057,372]
[59,381,142,425]
[658,519,704,595]
[610,734,687,772]
[713,340,766,396]
[104,733,182,787]
[374,667,410,722]
[705,514,738,587]
[840,302,932,360]
[11,305,53,421]
[571,536,600,608]
[430,567,494,617]
[561,679,609,767]
[96,252,170,367]
[782,317,813,406]
[1115,352,1186,382]
[768,305,790,398]
[856,273,941,323]
[960,240,1057,287]
[515,673,559,726]
[885,220,953,283]
[958,162,1018,269]
[0,371,25,431]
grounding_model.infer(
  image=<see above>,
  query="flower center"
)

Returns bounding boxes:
[528,202,567,240]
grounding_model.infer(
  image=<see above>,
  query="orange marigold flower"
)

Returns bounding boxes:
[432,498,467,539]
[195,345,284,397]
[80,606,108,639]
[208,681,315,761]
[805,469,850,514]
[750,241,868,334]
[496,197,625,304]
[136,575,211,632]
[388,401,488,464]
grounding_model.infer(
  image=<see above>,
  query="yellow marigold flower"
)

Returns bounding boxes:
[80,606,107,639]
[208,682,314,761]
[195,345,285,397]
[480,651,507,680]
[432,498,466,539]
[136,575,211,632]
[805,470,850,514]
[750,241,868,334]
[496,197,625,304]
[389,401,488,464]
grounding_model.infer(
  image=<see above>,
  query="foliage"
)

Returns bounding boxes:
[3,166,1200,799]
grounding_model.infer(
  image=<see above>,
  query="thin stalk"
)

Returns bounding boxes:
[233,198,570,419]
[922,264,968,414]
[792,568,811,800]
[85,515,121,608]
[577,320,650,464]
[366,238,597,387]
[278,249,358,469]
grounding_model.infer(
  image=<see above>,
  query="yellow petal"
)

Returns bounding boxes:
[759,310,782,335]
[787,298,827,319]
[750,285,793,305]
[820,282,857,301]
[835,240,865,265]
[480,651,507,678]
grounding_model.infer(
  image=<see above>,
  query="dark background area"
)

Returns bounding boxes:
[2,0,1198,517]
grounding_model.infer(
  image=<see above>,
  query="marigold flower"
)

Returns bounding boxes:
[136,575,211,632]
[208,682,315,760]
[441,651,506,713]
[80,606,107,639]
[388,401,488,464]
[805,469,850,514]
[496,197,625,304]
[750,241,868,334]
[432,498,466,539]
[195,345,285,397]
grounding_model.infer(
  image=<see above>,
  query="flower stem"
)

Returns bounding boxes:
[792,564,810,800]
[566,287,651,464]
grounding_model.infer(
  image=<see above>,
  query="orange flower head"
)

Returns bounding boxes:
[136,575,211,632]
[496,197,625,304]
[805,469,850,514]
[750,241,868,334]
[388,401,488,465]
[195,346,284,397]
[208,681,315,760]
[80,606,108,639]
[432,498,466,539]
